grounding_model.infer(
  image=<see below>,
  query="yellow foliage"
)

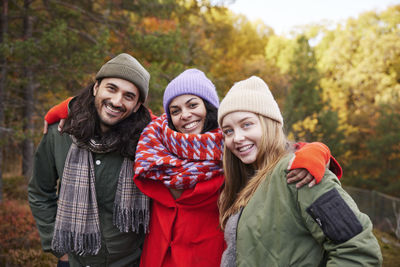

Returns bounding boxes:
[292,113,319,132]
[290,113,319,140]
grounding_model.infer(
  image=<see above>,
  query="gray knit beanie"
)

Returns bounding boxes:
[96,53,150,103]
[163,69,219,119]
[218,76,283,126]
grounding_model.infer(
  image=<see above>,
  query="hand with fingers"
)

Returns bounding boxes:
[287,168,316,188]
[286,142,333,188]
[43,118,66,134]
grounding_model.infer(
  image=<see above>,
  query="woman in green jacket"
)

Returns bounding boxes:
[217,76,382,267]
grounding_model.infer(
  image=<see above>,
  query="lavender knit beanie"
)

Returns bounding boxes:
[163,69,220,118]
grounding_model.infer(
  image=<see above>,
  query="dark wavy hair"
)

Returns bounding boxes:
[62,80,151,160]
[167,99,219,133]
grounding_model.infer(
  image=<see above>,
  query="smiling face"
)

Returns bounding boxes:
[93,77,141,132]
[169,94,207,134]
[221,111,263,165]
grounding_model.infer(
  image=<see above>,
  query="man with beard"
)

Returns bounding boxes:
[28,53,151,267]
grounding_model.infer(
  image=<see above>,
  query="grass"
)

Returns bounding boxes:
[375,229,400,266]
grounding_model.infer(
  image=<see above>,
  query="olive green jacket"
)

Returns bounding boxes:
[236,154,382,267]
[28,125,144,266]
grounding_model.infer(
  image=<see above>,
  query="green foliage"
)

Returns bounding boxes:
[347,104,400,195]
[1,1,399,196]
[312,5,400,194]
[1,2,400,264]
[281,34,346,154]
[314,110,347,157]
[120,0,184,18]
[283,35,322,133]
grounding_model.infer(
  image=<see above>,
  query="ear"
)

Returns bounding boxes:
[133,102,142,113]
[93,81,99,96]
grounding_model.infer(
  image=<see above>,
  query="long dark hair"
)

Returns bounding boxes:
[62,80,151,160]
[167,99,219,133]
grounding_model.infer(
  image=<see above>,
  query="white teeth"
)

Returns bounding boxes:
[105,105,121,113]
[239,145,252,152]
[184,121,199,129]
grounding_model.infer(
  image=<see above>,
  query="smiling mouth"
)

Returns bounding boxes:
[238,144,253,152]
[183,120,200,130]
[104,101,124,116]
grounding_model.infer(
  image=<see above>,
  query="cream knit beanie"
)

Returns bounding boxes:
[218,76,283,126]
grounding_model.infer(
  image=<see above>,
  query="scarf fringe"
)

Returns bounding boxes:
[51,229,101,256]
[113,204,150,233]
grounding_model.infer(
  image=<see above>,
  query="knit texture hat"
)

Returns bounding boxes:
[96,53,150,103]
[163,69,219,118]
[218,76,283,126]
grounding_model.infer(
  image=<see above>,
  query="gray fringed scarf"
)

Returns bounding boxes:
[51,137,150,256]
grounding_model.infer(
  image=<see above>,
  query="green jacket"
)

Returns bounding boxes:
[28,125,144,267]
[236,154,382,267]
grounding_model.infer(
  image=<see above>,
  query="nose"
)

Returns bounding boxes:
[180,109,192,120]
[233,130,244,143]
[110,93,123,107]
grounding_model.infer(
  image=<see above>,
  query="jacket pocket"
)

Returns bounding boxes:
[306,188,363,244]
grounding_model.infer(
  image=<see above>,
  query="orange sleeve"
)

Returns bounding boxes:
[44,97,72,124]
[290,142,342,183]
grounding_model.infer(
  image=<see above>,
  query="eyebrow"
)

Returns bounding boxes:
[222,116,254,128]
[105,82,118,88]
[238,117,253,123]
[106,82,136,97]
[185,97,198,104]
[170,97,198,109]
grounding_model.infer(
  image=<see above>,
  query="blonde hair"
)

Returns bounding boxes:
[219,115,289,229]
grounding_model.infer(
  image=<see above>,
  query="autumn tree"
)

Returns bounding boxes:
[315,5,400,193]
[5,0,108,179]
[283,35,322,135]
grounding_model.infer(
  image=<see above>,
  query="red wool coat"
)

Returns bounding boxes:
[134,174,226,267]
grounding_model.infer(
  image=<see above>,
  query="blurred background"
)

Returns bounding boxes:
[0,0,399,265]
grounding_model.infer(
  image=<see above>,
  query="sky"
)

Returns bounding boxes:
[228,0,399,35]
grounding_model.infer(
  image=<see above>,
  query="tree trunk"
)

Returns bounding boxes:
[22,0,35,180]
[0,0,9,202]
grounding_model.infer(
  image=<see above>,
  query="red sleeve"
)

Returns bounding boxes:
[44,97,72,124]
[328,156,343,180]
[290,142,342,183]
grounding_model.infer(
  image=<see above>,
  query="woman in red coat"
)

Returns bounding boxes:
[133,69,226,267]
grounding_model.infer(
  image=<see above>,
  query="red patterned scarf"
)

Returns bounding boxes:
[134,114,224,189]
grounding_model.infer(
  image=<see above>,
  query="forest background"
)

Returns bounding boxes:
[0,0,399,266]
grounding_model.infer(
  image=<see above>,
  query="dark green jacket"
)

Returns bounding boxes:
[236,154,382,267]
[28,125,144,267]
